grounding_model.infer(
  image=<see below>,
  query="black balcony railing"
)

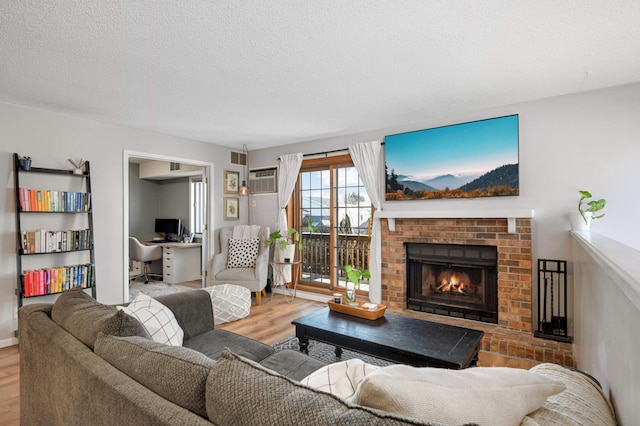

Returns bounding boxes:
[300,232,370,287]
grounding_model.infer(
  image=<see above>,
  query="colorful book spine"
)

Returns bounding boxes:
[21,263,95,297]
[18,188,91,212]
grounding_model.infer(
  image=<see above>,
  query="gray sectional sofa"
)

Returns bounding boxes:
[19,288,434,425]
[19,288,617,425]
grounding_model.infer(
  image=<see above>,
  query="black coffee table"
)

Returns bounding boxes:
[292,308,484,369]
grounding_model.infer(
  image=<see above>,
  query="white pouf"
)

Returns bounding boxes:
[205,284,251,325]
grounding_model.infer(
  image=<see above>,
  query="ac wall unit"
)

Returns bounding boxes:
[248,167,277,194]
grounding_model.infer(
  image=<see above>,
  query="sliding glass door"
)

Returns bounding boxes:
[295,155,372,292]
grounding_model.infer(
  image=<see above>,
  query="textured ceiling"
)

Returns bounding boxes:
[1,1,640,150]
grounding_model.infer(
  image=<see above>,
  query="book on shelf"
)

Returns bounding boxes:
[20,229,91,254]
[21,263,95,297]
[18,187,91,212]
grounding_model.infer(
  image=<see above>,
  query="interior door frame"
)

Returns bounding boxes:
[122,150,214,302]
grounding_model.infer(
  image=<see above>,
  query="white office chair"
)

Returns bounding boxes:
[129,237,163,284]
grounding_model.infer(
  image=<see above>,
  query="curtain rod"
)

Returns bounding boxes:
[277,142,385,160]
[277,148,347,161]
[303,148,349,157]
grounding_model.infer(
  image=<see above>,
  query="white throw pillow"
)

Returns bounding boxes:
[118,293,184,346]
[352,364,566,426]
[300,359,380,400]
[227,238,259,268]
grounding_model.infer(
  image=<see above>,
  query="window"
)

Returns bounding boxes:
[294,155,371,293]
[190,176,204,234]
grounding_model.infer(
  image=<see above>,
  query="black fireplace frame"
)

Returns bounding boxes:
[406,242,499,324]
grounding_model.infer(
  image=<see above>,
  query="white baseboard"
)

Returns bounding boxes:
[0,336,18,348]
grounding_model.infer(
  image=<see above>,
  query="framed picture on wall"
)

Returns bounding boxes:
[224,197,239,220]
[224,170,240,194]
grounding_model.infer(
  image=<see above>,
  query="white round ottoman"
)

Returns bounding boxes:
[205,284,251,325]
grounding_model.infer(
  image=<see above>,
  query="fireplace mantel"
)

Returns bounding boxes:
[376,209,534,233]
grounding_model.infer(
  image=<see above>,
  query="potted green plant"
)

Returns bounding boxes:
[344,265,371,306]
[266,228,302,261]
[571,190,606,230]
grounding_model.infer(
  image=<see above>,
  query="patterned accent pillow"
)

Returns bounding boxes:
[118,293,184,346]
[227,238,259,269]
[301,359,380,400]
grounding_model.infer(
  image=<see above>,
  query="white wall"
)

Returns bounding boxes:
[0,101,247,345]
[572,232,640,425]
[128,163,159,240]
[250,83,640,261]
[158,177,190,232]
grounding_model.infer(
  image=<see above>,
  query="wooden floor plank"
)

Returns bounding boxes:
[0,345,20,426]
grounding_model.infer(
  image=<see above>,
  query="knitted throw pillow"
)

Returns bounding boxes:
[227,238,259,268]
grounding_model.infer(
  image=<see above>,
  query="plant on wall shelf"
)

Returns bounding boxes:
[578,190,606,225]
[265,228,302,250]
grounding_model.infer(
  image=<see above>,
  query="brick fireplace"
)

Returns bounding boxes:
[380,216,574,367]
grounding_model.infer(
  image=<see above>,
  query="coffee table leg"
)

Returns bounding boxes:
[299,336,309,354]
[334,346,343,358]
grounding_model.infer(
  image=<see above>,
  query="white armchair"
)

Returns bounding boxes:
[210,226,270,305]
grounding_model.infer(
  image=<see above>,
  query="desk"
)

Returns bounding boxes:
[270,260,301,301]
[146,242,202,284]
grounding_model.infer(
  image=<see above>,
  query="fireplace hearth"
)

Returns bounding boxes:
[406,243,498,324]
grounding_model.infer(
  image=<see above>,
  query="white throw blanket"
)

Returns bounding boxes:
[232,225,261,240]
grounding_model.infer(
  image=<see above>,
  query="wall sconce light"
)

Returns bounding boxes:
[239,144,249,196]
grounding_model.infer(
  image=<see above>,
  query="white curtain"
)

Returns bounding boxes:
[349,141,384,303]
[274,153,303,286]
[277,153,303,234]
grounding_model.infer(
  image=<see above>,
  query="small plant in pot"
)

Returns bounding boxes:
[573,190,606,230]
[344,265,371,306]
[579,190,606,224]
[266,228,302,262]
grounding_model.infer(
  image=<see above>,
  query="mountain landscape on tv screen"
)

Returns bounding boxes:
[387,164,519,200]
[384,115,520,201]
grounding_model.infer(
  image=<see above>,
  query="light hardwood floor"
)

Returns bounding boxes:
[0,294,323,426]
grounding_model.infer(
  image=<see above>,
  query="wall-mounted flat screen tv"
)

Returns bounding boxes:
[384,114,519,201]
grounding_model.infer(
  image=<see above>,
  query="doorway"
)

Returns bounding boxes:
[122,150,214,302]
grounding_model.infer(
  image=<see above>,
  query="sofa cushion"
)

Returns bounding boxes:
[205,349,435,426]
[184,329,274,363]
[214,267,256,281]
[523,363,616,425]
[118,293,184,346]
[95,334,215,418]
[101,310,152,339]
[259,349,327,381]
[51,287,117,349]
[352,364,566,426]
[227,238,259,268]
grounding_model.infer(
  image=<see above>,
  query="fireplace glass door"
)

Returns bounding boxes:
[406,243,498,323]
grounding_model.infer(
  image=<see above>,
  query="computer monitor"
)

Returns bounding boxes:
[154,218,182,239]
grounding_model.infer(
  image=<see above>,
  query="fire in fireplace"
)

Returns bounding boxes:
[406,243,498,324]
